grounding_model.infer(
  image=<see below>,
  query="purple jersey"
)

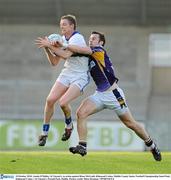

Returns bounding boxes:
[89,46,118,92]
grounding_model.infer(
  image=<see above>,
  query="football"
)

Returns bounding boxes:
[48,33,63,43]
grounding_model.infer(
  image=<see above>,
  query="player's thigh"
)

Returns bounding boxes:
[77,98,98,118]
[48,80,68,101]
[59,84,81,105]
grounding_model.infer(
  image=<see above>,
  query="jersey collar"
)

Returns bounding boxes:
[65,31,80,41]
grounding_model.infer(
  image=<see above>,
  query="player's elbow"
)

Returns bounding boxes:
[51,62,57,66]
[48,59,57,66]
[83,47,92,55]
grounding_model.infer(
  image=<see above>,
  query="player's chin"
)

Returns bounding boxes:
[61,30,66,35]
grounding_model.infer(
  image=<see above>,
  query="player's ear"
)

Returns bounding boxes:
[71,23,74,29]
[99,41,104,46]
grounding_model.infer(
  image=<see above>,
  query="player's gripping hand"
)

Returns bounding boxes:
[50,40,68,49]
[35,36,51,48]
[50,40,63,48]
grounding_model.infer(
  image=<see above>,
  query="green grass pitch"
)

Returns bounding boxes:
[0,151,171,174]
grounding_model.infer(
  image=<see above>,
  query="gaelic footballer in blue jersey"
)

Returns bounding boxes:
[35,15,89,146]
[65,31,161,161]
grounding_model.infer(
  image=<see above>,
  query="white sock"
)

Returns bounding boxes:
[65,122,73,129]
[150,143,155,149]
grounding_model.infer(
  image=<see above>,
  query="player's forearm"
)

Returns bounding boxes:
[44,48,61,66]
[67,45,92,55]
[48,45,73,59]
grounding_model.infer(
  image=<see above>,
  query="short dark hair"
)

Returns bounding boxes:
[91,31,106,46]
[61,14,77,30]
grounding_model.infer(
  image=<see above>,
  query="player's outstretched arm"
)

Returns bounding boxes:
[49,46,73,59]
[67,45,92,55]
[49,38,92,55]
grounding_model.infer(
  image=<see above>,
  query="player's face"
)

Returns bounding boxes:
[60,19,74,35]
[89,34,101,47]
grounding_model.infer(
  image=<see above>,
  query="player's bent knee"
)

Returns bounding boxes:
[76,109,88,120]
[46,96,57,107]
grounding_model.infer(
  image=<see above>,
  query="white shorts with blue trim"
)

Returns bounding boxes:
[88,87,129,116]
[57,69,89,92]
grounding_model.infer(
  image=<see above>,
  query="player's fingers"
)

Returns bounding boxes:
[34,41,43,46]
[35,43,40,47]
[57,41,63,47]
[35,39,41,43]
[51,41,56,46]
[35,39,43,44]
[52,41,60,47]
[37,37,42,40]
[50,41,53,45]
[35,41,44,47]
[37,45,44,48]
[45,36,49,41]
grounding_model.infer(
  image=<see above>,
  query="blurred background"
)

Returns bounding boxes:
[0,0,171,151]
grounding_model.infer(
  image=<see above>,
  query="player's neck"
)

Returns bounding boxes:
[65,30,75,40]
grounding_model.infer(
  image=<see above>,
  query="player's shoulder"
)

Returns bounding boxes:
[69,31,86,46]
[71,32,85,40]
